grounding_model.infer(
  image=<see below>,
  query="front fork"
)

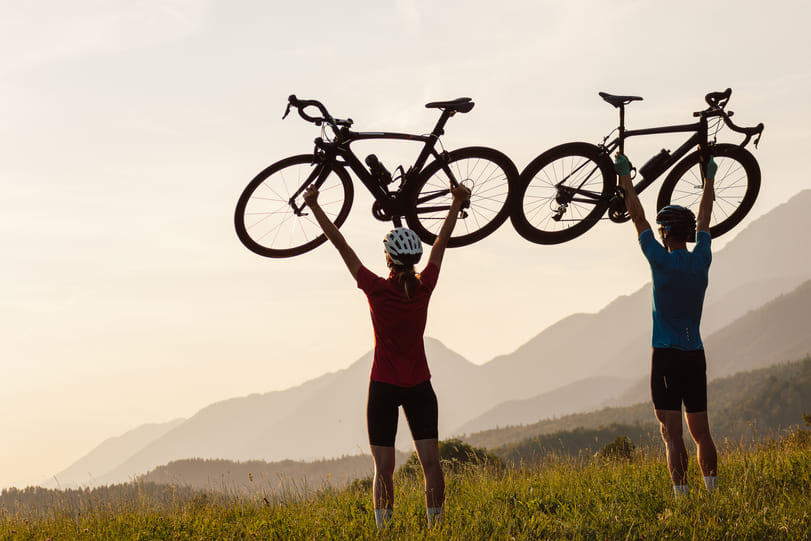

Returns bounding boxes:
[290,142,333,217]
[436,151,471,217]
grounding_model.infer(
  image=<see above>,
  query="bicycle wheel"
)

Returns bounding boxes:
[234,154,353,258]
[656,143,760,238]
[405,146,518,247]
[510,142,614,244]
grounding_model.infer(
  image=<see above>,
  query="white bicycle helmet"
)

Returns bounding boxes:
[383,228,423,266]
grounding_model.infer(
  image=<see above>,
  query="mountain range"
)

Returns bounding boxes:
[46,190,811,488]
[132,354,810,494]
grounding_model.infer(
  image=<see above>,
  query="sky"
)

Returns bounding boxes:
[2,0,810,489]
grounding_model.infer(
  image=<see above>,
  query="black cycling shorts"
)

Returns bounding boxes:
[650,347,708,413]
[367,380,438,447]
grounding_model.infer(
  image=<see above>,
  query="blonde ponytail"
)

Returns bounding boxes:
[388,260,422,300]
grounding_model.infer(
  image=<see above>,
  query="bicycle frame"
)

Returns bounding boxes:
[606,116,710,196]
[596,89,763,204]
[509,88,764,245]
[561,111,715,208]
[288,107,461,226]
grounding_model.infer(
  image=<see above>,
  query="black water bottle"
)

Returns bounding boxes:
[366,154,392,185]
[639,149,671,180]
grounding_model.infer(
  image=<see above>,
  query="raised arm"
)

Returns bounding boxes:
[696,156,717,233]
[427,184,471,270]
[615,153,651,236]
[303,185,362,280]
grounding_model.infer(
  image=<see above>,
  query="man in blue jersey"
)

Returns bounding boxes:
[615,152,719,498]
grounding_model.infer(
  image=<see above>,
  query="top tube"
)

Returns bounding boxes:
[345,131,433,144]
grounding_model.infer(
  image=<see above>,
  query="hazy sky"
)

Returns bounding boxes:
[2,0,809,488]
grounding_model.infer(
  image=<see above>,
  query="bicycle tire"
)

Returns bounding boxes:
[405,146,518,247]
[510,142,614,244]
[656,143,760,239]
[234,154,354,258]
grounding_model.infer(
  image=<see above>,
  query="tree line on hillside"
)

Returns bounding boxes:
[0,483,203,515]
[711,358,811,444]
[4,422,808,512]
[138,452,410,495]
[491,424,658,467]
[463,403,654,450]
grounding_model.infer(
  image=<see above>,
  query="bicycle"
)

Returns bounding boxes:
[235,95,519,258]
[509,88,764,244]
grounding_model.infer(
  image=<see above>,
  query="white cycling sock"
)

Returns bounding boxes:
[427,506,443,527]
[374,508,392,528]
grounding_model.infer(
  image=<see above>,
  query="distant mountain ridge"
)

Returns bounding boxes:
[455,376,628,435]
[136,356,811,494]
[708,278,811,377]
[47,340,487,487]
[48,419,185,488]
[47,190,811,488]
[597,276,811,409]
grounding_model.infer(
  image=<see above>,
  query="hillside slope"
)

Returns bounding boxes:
[465,356,811,452]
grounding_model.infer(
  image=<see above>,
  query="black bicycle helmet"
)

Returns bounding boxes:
[656,205,696,242]
[383,228,423,266]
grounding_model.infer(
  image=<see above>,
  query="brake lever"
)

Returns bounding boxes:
[282,102,292,120]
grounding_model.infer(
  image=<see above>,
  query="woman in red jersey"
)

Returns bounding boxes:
[304,182,470,529]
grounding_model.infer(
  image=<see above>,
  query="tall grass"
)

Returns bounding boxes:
[2,440,808,540]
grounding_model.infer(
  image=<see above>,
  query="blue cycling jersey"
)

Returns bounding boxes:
[639,229,711,350]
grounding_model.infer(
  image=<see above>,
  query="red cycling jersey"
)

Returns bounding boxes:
[356,262,439,387]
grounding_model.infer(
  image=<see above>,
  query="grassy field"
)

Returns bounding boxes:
[1,438,809,540]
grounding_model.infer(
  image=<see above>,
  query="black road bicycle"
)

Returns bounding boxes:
[510,88,765,244]
[235,95,518,258]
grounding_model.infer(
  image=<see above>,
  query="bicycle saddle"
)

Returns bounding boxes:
[425,97,475,113]
[599,92,643,108]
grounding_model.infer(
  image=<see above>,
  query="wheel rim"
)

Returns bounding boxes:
[238,159,349,256]
[520,153,607,235]
[665,155,753,231]
[413,154,511,241]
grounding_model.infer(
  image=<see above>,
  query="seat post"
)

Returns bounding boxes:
[430,109,453,138]
[618,104,626,154]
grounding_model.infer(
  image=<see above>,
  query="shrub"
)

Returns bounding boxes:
[594,435,635,462]
[397,438,503,477]
[779,412,811,449]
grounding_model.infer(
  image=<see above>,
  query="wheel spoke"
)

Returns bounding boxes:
[235,157,352,257]
[656,145,759,238]
[410,149,514,245]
